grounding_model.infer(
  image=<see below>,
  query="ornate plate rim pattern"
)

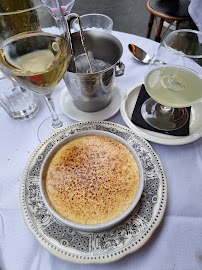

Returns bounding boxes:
[20,121,167,264]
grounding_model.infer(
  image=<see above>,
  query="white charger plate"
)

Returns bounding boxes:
[59,84,122,121]
[20,121,167,264]
[120,83,202,145]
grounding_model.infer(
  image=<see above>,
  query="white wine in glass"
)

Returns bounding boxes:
[0,0,71,141]
[0,33,69,95]
[142,29,202,131]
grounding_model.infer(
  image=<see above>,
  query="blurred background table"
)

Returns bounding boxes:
[0,30,202,270]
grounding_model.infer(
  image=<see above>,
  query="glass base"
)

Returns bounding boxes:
[141,98,189,131]
[37,114,73,142]
[9,101,38,120]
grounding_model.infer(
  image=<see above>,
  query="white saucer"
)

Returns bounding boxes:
[59,84,122,121]
[120,82,202,145]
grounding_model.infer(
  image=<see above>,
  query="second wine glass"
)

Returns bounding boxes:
[142,29,202,131]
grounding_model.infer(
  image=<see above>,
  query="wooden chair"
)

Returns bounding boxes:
[146,0,193,42]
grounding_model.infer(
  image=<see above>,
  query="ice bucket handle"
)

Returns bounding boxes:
[115,61,125,77]
[66,13,80,57]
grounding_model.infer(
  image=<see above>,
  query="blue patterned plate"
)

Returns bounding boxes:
[20,121,167,264]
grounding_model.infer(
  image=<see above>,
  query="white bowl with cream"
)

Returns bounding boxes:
[39,130,144,232]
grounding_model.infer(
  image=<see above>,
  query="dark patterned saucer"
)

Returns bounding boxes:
[20,121,167,264]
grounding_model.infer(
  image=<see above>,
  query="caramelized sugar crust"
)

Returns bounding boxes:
[45,135,140,225]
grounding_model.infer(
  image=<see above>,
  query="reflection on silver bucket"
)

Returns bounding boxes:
[63,26,124,112]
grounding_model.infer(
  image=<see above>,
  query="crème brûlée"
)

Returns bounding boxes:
[45,135,140,225]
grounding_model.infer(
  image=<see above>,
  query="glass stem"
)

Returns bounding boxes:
[44,94,63,129]
[159,105,174,115]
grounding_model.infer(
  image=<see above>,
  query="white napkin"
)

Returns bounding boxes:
[188,0,202,31]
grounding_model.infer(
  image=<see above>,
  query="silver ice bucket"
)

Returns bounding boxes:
[63,29,124,112]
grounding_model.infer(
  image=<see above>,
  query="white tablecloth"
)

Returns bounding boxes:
[0,31,202,270]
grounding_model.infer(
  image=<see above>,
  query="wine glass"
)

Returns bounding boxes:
[0,0,71,141]
[44,0,75,19]
[142,29,202,131]
[58,0,75,19]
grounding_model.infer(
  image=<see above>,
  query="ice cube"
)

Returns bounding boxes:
[91,59,111,72]
[74,51,111,73]
[75,50,94,73]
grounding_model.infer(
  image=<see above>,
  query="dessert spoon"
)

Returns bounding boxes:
[128,44,151,64]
